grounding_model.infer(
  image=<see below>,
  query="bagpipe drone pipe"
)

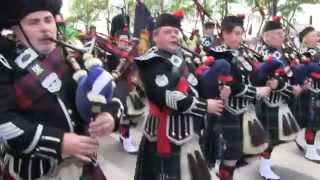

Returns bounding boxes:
[49,37,118,180]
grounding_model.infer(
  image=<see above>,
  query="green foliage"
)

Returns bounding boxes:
[69,0,109,30]
[66,0,320,32]
[167,0,194,14]
[58,25,80,41]
[279,0,320,19]
[140,0,239,19]
[143,0,164,14]
[246,0,320,19]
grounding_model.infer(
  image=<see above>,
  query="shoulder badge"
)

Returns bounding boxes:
[201,37,212,48]
[135,47,161,61]
[155,74,169,87]
[308,49,317,56]
[187,73,198,86]
[15,48,39,69]
[272,51,282,60]
[169,55,183,67]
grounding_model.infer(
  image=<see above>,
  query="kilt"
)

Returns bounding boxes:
[259,102,300,146]
[220,111,243,160]
[292,91,320,131]
[201,111,242,164]
[135,136,212,180]
[202,106,268,166]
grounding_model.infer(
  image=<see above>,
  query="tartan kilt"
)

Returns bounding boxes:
[258,102,300,146]
[201,112,243,163]
[242,105,269,155]
[202,108,268,166]
[219,111,243,160]
[292,92,320,131]
[289,91,310,128]
[135,136,212,180]
[134,137,181,180]
[200,117,220,168]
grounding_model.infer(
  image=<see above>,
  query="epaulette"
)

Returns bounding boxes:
[207,45,234,61]
[210,44,230,53]
[135,46,163,61]
[0,36,15,70]
[301,47,320,58]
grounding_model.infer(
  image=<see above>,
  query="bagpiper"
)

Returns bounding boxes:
[134,12,229,180]
[255,17,302,180]
[199,15,271,180]
[0,0,121,179]
[294,26,320,162]
[105,13,141,154]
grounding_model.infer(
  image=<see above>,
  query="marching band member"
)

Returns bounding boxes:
[200,15,271,180]
[294,26,320,162]
[134,13,229,180]
[106,14,140,154]
[256,18,302,180]
[0,0,121,179]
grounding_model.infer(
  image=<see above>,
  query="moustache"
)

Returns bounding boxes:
[41,34,54,41]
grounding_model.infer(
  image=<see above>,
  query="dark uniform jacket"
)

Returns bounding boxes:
[134,46,210,180]
[0,37,121,179]
[135,47,207,147]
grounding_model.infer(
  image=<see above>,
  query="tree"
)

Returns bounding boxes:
[167,0,194,14]
[278,0,320,22]
[246,0,274,15]
[246,0,320,20]
[143,0,164,15]
[68,0,109,31]
[244,0,320,36]
[202,0,239,20]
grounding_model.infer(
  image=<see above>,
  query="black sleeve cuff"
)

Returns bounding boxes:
[33,126,64,161]
[184,98,208,118]
[279,84,293,99]
[235,85,257,101]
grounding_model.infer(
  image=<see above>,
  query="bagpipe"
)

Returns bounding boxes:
[242,42,291,81]
[250,40,320,92]
[281,39,320,86]
[95,34,136,79]
[282,19,320,87]
[280,24,320,138]
[49,37,118,180]
[201,41,284,89]
[99,34,147,115]
[62,30,136,81]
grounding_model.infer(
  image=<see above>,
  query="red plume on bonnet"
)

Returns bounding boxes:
[172,9,185,20]
[272,16,282,22]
